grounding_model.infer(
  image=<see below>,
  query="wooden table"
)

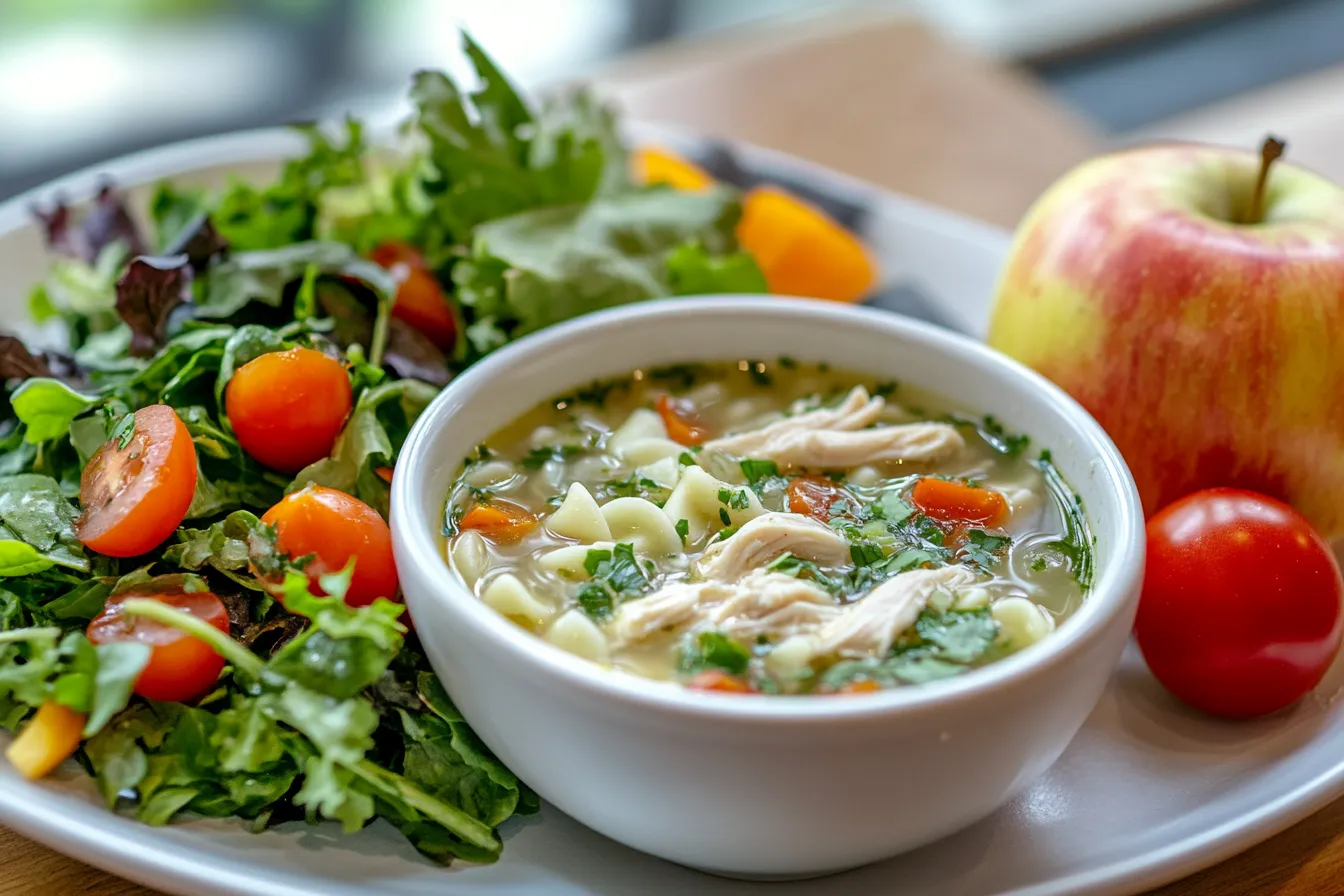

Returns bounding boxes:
[3,12,1340,896]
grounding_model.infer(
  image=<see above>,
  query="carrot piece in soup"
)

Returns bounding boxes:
[656,395,709,446]
[459,501,537,544]
[910,478,1009,528]
[686,670,754,693]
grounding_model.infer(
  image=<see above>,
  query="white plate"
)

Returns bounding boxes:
[3,130,1344,896]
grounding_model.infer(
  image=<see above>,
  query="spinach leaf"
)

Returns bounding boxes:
[9,379,97,444]
[291,379,437,516]
[194,242,395,323]
[665,242,767,295]
[0,474,88,574]
[454,187,745,355]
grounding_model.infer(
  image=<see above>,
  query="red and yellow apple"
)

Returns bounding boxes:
[987,141,1344,540]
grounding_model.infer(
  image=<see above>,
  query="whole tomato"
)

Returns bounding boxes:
[1136,488,1344,719]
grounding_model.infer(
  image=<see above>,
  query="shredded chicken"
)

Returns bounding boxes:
[704,385,965,469]
[605,571,837,650]
[696,512,851,582]
[783,565,977,660]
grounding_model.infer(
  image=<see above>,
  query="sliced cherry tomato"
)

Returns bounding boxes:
[261,485,399,608]
[371,242,458,352]
[75,404,197,558]
[685,670,754,693]
[910,478,1008,528]
[87,588,230,703]
[1136,488,1344,719]
[225,346,352,474]
[459,500,537,545]
[787,476,853,522]
[656,394,708,446]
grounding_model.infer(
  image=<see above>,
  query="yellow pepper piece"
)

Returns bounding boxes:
[736,186,877,303]
[5,700,86,780]
[632,147,714,192]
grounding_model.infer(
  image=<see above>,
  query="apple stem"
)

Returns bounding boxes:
[1247,135,1286,224]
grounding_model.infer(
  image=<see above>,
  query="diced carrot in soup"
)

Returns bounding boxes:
[459,501,537,544]
[656,394,709,446]
[686,670,754,693]
[736,186,876,303]
[911,478,1009,528]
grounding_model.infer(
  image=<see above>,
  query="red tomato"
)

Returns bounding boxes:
[910,478,1008,528]
[459,500,537,544]
[261,485,399,607]
[87,589,230,703]
[655,395,708,446]
[787,476,853,522]
[370,242,457,352]
[685,670,754,693]
[75,405,198,558]
[225,347,352,474]
[1136,488,1344,719]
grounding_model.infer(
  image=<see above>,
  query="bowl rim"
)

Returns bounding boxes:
[391,295,1146,724]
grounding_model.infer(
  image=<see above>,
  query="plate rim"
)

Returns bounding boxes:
[2,126,1342,896]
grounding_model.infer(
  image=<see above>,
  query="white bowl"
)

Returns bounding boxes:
[389,296,1145,879]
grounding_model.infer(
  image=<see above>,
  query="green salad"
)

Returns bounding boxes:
[0,33,767,863]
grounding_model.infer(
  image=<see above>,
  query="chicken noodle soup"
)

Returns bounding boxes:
[443,361,1093,694]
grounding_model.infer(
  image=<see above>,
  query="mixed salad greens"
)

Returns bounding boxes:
[0,34,777,863]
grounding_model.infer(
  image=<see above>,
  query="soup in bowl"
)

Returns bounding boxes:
[444,360,1093,696]
[391,298,1143,877]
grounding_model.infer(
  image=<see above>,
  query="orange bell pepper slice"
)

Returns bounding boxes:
[737,186,876,303]
[633,147,714,192]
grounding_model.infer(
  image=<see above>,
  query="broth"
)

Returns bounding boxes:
[443,360,1092,695]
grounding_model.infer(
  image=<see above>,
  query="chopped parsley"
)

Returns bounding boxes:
[520,443,587,469]
[739,458,779,484]
[872,380,899,399]
[600,474,670,505]
[675,518,690,542]
[979,415,1030,457]
[957,529,1010,572]
[1035,450,1095,589]
[646,363,705,390]
[109,412,136,449]
[818,606,1000,691]
[874,490,914,524]
[677,450,698,466]
[717,487,751,511]
[849,541,885,567]
[718,507,732,527]
[576,543,651,620]
[777,355,798,369]
[680,631,751,675]
[464,443,494,466]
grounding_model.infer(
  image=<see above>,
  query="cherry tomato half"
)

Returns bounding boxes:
[87,588,230,703]
[656,394,708,446]
[225,347,353,474]
[1136,488,1344,719]
[787,476,853,522]
[371,242,458,352]
[261,485,399,607]
[75,404,198,558]
[910,478,1008,528]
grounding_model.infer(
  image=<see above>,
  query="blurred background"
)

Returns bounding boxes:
[2,0,1343,222]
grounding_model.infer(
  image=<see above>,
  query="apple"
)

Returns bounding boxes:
[987,139,1344,541]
